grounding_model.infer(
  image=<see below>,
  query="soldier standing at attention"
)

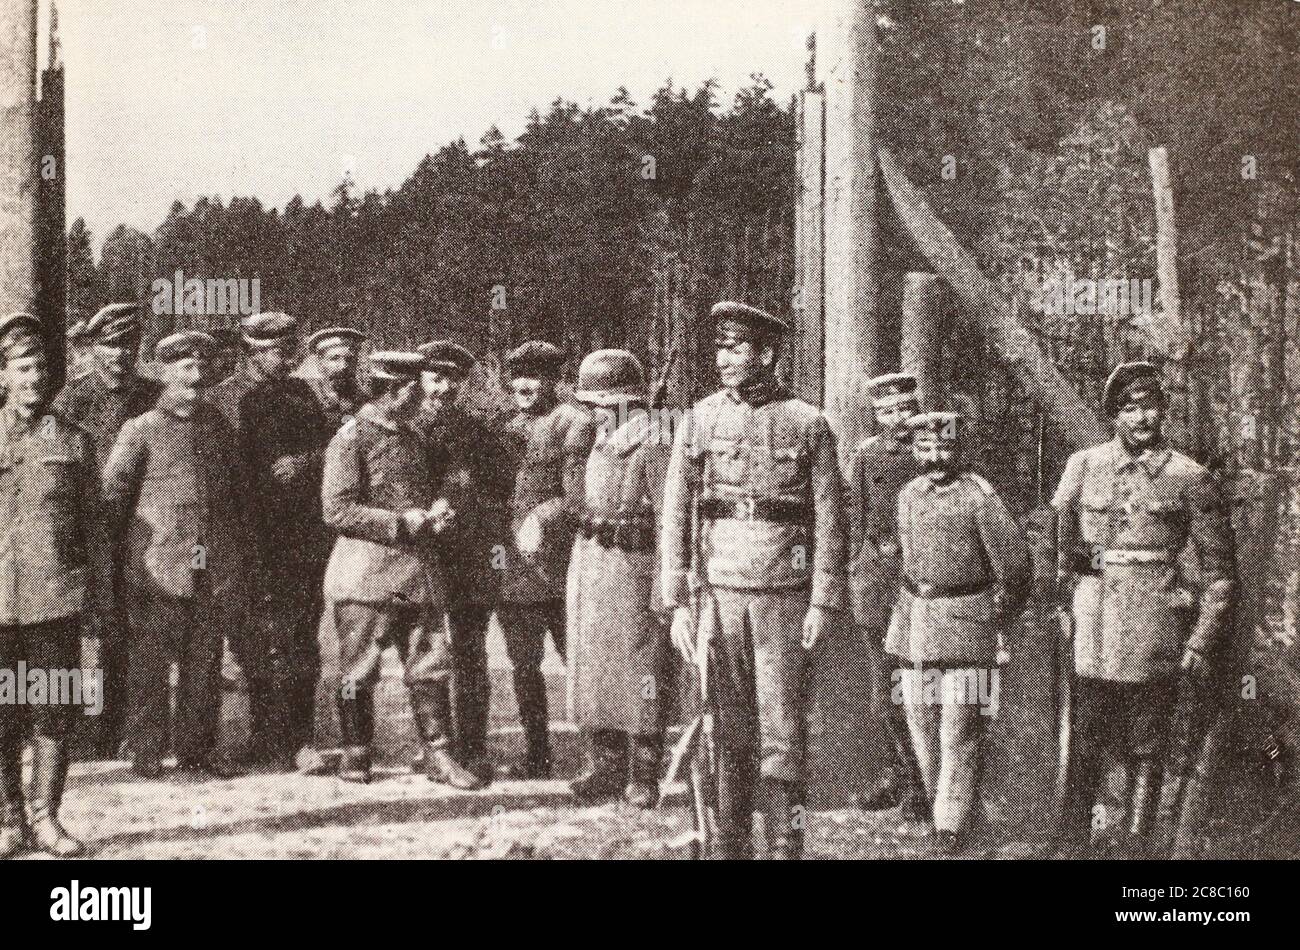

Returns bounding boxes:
[566,350,671,808]
[306,326,367,432]
[661,301,847,860]
[416,340,514,785]
[497,341,596,780]
[891,412,1030,854]
[102,332,248,780]
[231,313,334,770]
[844,372,928,819]
[52,302,161,759]
[0,314,113,857]
[1052,363,1236,856]
[321,352,483,790]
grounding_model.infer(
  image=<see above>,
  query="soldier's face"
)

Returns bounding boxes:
[92,340,138,387]
[165,356,208,399]
[875,399,918,437]
[320,345,357,385]
[1115,394,1164,450]
[716,335,772,389]
[1,352,49,414]
[511,377,544,411]
[249,343,294,381]
[421,368,461,417]
[914,436,959,478]
[390,378,424,419]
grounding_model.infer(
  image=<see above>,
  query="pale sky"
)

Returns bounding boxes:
[56,0,820,245]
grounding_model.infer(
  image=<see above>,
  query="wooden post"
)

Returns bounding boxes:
[820,0,881,462]
[0,0,38,323]
[901,271,943,410]
[793,82,824,406]
[36,0,64,387]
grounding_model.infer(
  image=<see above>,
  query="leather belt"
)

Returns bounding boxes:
[902,577,990,599]
[1077,548,1172,574]
[699,497,809,524]
[578,514,655,552]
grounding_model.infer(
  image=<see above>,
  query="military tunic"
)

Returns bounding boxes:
[307,376,365,434]
[568,411,670,735]
[1052,438,1237,841]
[661,383,847,783]
[0,409,110,746]
[846,433,919,634]
[891,470,1029,835]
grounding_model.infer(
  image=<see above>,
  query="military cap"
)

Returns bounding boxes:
[0,313,43,358]
[506,340,566,379]
[418,340,477,377]
[711,301,791,337]
[307,326,367,354]
[1102,361,1164,416]
[368,350,426,382]
[574,349,646,406]
[154,331,217,364]
[83,302,140,343]
[907,411,965,441]
[868,372,919,409]
[240,312,299,347]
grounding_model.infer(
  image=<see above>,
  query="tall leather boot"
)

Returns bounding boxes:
[28,736,85,857]
[502,666,552,779]
[624,734,663,809]
[859,706,928,820]
[713,753,755,860]
[762,779,805,860]
[570,730,627,803]
[336,691,372,784]
[0,741,29,858]
[411,683,485,791]
[1126,759,1162,858]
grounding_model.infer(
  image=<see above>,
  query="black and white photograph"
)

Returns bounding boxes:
[0,0,1296,930]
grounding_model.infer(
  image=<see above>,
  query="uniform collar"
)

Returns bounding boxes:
[356,400,411,433]
[723,376,786,408]
[913,470,965,495]
[1,405,40,438]
[1109,437,1171,477]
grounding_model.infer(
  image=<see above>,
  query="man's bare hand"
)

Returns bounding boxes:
[428,498,456,533]
[401,508,430,538]
[1181,646,1206,676]
[517,512,543,557]
[670,606,695,662]
[802,605,830,650]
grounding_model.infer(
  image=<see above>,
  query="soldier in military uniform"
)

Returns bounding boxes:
[496,341,596,779]
[661,301,847,860]
[891,412,1030,854]
[0,314,112,857]
[228,314,334,770]
[844,372,928,819]
[101,332,247,780]
[51,302,161,758]
[321,351,483,790]
[297,326,369,775]
[416,340,514,784]
[1053,363,1236,856]
[566,350,671,808]
[306,326,367,432]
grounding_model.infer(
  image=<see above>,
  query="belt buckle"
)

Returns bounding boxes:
[742,497,756,520]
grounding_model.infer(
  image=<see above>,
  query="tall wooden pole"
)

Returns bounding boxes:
[0,0,39,325]
[821,0,880,462]
[901,271,944,411]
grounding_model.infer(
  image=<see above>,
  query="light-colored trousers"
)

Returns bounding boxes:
[898,666,987,833]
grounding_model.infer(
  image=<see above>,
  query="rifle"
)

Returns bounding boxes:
[1053,604,1076,832]
[650,346,678,410]
[1154,668,1223,858]
[661,615,718,859]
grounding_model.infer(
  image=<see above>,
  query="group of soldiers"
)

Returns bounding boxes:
[0,293,1236,860]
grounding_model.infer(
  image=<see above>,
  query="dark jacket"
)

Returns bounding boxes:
[418,405,513,607]
[51,371,162,469]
